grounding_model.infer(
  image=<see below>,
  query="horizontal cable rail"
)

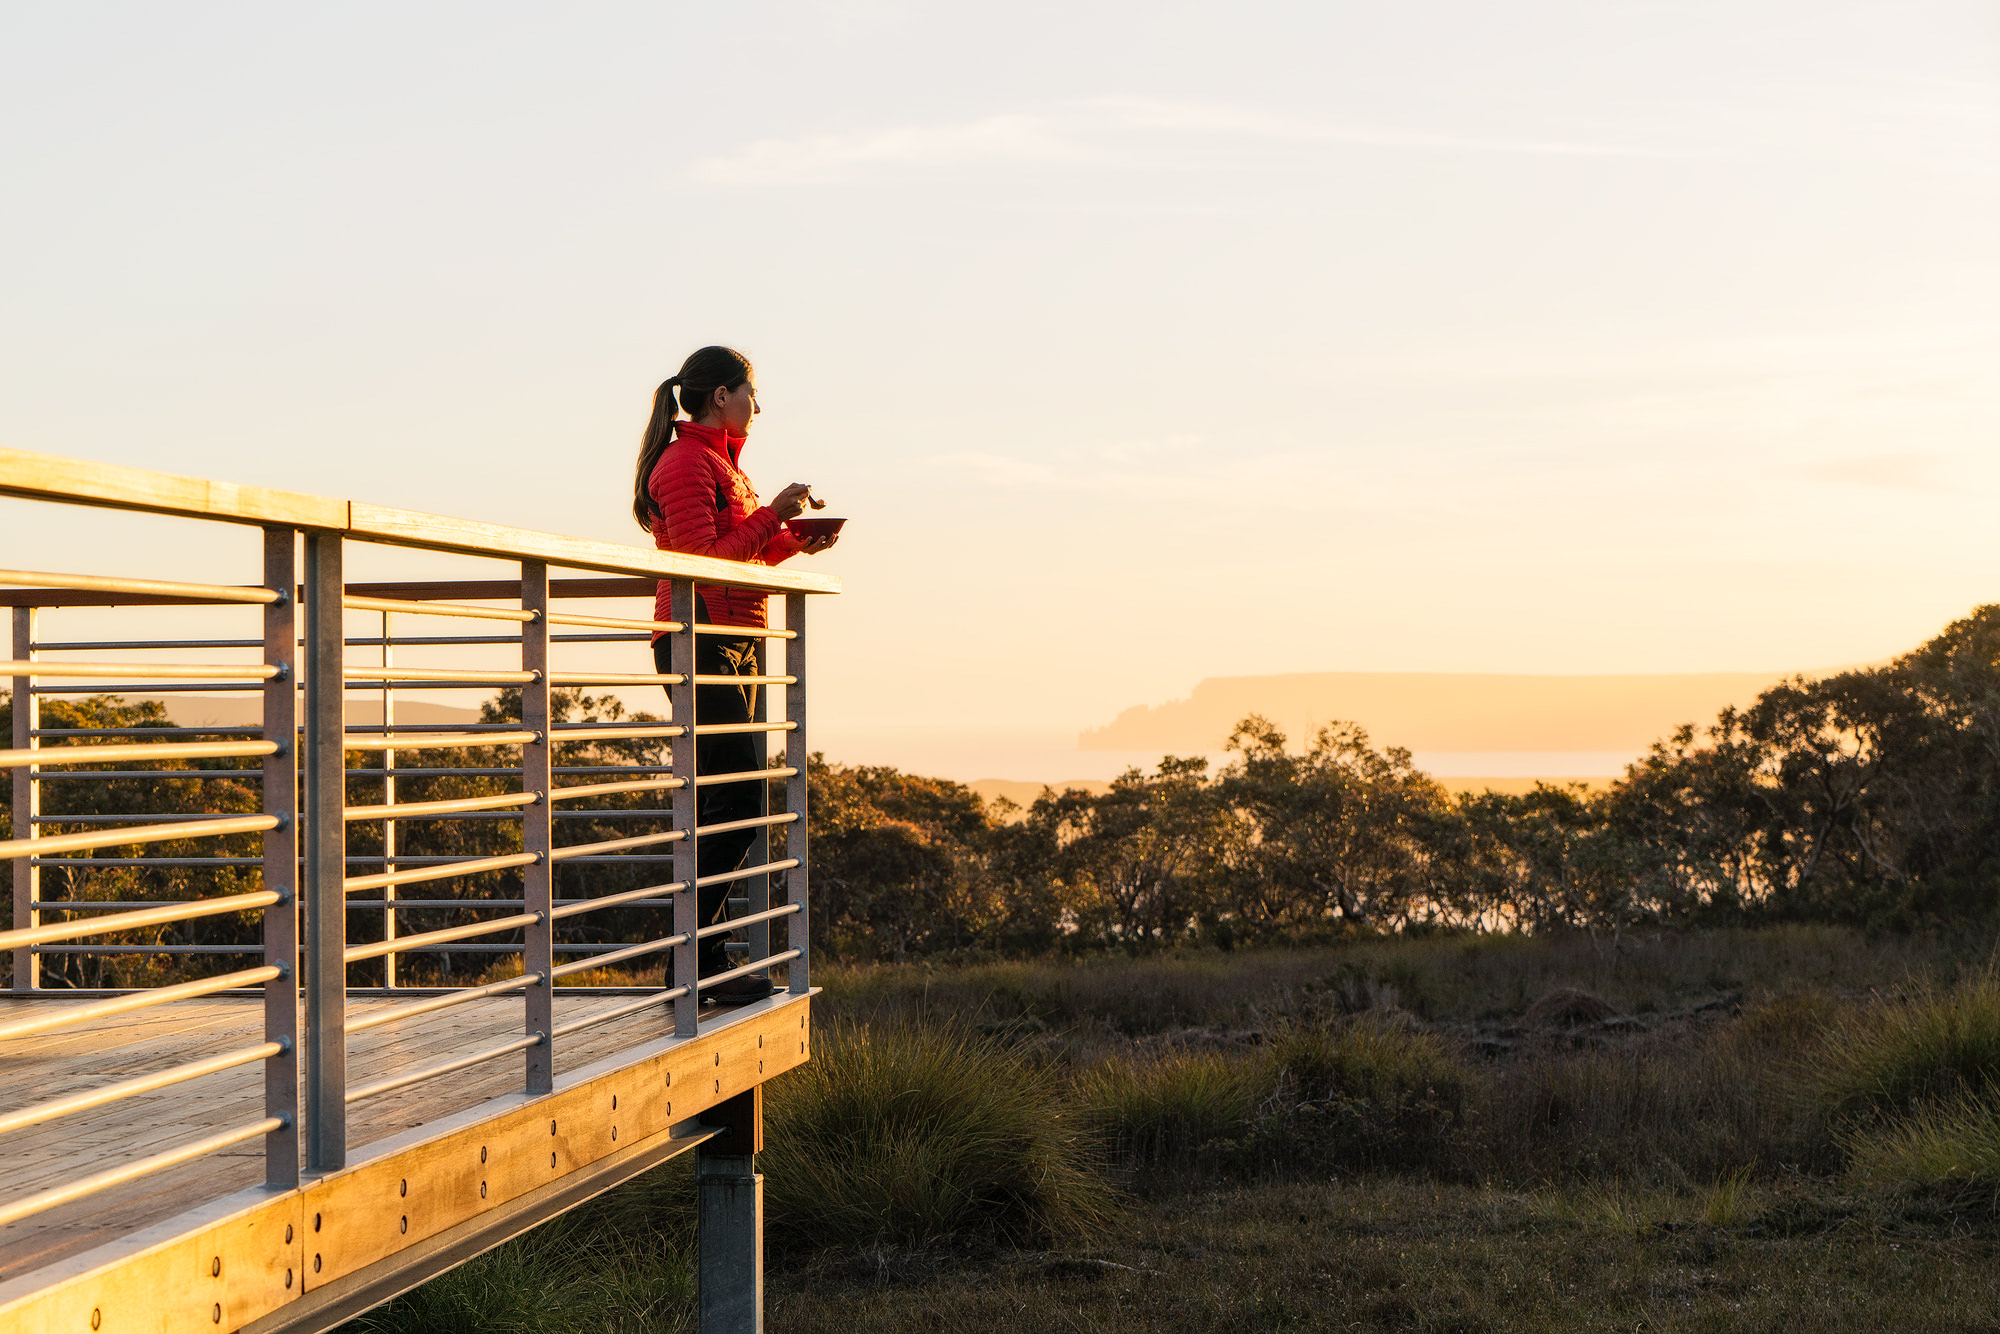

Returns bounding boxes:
[693,721,798,736]
[28,769,263,781]
[0,966,283,1042]
[549,987,691,1039]
[0,739,280,768]
[549,932,689,978]
[343,911,542,964]
[551,777,682,800]
[343,973,544,1035]
[344,1034,542,1104]
[344,791,540,822]
[0,813,279,859]
[545,610,680,632]
[695,858,802,889]
[550,829,685,861]
[0,1118,288,1231]
[337,730,539,751]
[548,880,687,921]
[0,660,282,680]
[342,665,536,684]
[0,1041,286,1137]
[695,950,802,994]
[0,889,281,950]
[694,812,800,837]
[341,594,536,622]
[0,567,279,604]
[694,902,801,940]
[693,622,797,640]
[343,851,540,894]
[31,726,263,737]
[695,766,797,788]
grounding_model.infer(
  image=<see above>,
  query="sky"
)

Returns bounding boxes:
[2,1,1996,782]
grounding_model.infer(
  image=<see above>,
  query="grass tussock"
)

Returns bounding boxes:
[1247,1022,1473,1173]
[1811,974,2000,1125]
[1078,1052,1258,1167]
[1080,1020,1473,1177]
[761,1019,1117,1248]
[1847,1088,2000,1203]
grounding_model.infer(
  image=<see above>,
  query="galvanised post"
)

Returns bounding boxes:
[670,578,699,1036]
[783,593,808,994]
[263,526,302,1187]
[380,610,398,988]
[520,560,554,1093]
[10,606,38,993]
[302,529,347,1171]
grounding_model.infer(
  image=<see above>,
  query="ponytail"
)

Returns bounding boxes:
[631,346,755,531]
[632,377,682,529]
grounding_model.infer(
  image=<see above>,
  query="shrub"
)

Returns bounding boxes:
[760,1019,1115,1249]
[1810,976,2000,1126]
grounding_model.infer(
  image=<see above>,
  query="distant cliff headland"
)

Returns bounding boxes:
[1080,670,1822,754]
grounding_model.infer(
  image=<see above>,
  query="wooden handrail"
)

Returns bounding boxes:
[0,448,841,595]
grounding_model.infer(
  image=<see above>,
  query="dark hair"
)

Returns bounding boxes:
[633,345,754,529]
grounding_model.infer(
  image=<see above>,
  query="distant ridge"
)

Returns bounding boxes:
[1080,670,1810,754]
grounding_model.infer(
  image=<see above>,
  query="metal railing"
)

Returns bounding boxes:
[0,446,833,1231]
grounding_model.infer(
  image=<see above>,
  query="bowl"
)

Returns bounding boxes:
[786,517,847,540]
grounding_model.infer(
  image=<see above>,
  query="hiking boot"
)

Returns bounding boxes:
[706,972,775,1005]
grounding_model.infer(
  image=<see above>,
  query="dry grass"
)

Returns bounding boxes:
[771,1177,2000,1333]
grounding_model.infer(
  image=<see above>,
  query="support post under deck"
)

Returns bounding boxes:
[698,1089,764,1334]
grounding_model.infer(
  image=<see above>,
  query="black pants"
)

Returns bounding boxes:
[653,619,763,972]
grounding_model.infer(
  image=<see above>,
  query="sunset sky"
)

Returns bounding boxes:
[3,2,1996,781]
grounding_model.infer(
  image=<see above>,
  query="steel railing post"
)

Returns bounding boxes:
[784,593,808,994]
[380,610,397,988]
[262,526,301,1187]
[744,651,770,970]
[302,529,347,1171]
[670,578,699,1036]
[520,560,554,1092]
[10,607,39,992]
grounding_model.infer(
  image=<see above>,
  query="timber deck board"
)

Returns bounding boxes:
[0,991,686,1283]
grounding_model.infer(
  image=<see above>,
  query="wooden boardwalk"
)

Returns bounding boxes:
[0,991,696,1284]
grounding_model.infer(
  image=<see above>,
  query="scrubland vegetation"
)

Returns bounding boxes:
[348,927,2000,1332]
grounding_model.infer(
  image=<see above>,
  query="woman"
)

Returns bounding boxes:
[633,345,837,1004]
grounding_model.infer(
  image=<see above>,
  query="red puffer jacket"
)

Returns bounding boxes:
[648,420,802,632]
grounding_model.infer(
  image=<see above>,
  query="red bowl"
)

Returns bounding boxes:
[786,517,847,540]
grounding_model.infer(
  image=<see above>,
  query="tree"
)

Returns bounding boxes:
[1218,716,1454,931]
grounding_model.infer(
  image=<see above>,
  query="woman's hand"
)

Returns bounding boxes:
[797,533,840,555]
[771,483,813,520]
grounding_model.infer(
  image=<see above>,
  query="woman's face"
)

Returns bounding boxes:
[712,378,760,434]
